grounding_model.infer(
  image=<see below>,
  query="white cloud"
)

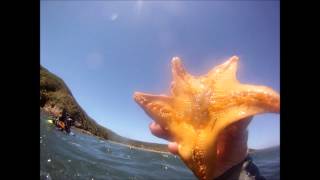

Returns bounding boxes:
[110,13,118,21]
[85,52,104,70]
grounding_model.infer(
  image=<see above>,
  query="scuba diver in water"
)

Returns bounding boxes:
[55,108,73,135]
[54,116,64,131]
[64,116,73,134]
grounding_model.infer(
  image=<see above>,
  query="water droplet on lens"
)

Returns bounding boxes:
[46,173,52,180]
[160,164,168,171]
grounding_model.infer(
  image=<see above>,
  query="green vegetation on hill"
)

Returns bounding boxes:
[40,65,109,139]
[40,65,168,152]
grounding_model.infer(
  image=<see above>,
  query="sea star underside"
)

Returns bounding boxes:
[133,56,280,180]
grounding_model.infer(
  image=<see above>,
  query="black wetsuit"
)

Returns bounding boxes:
[64,115,72,134]
[60,110,71,134]
[215,156,265,180]
[60,109,67,122]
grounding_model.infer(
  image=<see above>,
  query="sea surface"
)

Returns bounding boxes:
[40,113,279,180]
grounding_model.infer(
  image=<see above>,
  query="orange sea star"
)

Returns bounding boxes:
[133,56,280,180]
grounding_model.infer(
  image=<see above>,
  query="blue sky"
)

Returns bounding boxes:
[41,1,279,149]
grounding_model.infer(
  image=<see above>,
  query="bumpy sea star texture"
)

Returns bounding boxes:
[133,56,280,180]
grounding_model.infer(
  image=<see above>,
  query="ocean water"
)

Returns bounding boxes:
[40,113,279,180]
[250,147,280,180]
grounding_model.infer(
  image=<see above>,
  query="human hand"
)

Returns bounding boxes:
[149,118,252,178]
[149,121,179,155]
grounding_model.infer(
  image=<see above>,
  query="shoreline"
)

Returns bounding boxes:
[107,139,171,155]
[42,108,170,154]
[72,126,171,155]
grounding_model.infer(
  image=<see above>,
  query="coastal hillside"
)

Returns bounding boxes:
[40,65,168,152]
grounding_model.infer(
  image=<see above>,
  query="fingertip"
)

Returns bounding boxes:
[149,121,160,133]
[149,122,163,137]
[149,121,172,141]
[168,142,179,155]
[149,121,155,130]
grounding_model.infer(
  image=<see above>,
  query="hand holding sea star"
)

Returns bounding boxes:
[133,56,280,180]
